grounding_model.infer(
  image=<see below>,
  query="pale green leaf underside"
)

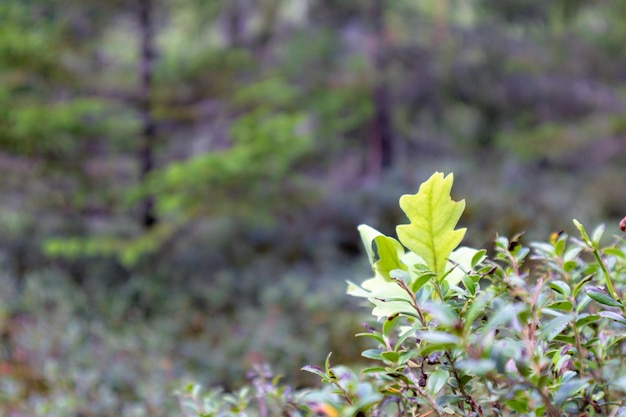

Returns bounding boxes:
[372,235,407,280]
[396,172,466,279]
[446,246,482,285]
[358,224,384,266]
[347,246,477,318]
[358,225,409,281]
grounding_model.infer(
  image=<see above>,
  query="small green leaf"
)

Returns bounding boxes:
[411,271,436,293]
[591,224,605,245]
[361,349,384,360]
[446,246,481,285]
[416,331,459,347]
[426,369,449,395]
[572,274,593,298]
[611,376,626,392]
[604,248,626,258]
[398,350,414,365]
[372,235,407,280]
[462,274,476,295]
[563,246,582,262]
[456,359,496,376]
[597,311,626,325]
[483,304,524,332]
[355,333,386,345]
[362,367,387,374]
[563,260,578,272]
[424,302,459,328]
[301,365,326,378]
[396,324,420,347]
[389,268,410,283]
[506,398,530,413]
[369,295,419,319]
[532,242,554,256]
[609,335,626,349]
[553,334,575,345]
[547,300,573,311]
[381,351,400,363]
[346,280,374,298]
[513,246,530,263]
[471,249,487,268]
[554,379,589,405]
[554,237,567,256]
[396,172,466,279]
[382,314,400,337]
[539,314,573,341]
[349,276,415,319]
[574,314,600,329]
[324,352,333,374]
[549,280,571,296]
[585,286,623,308]
[464,294,489,333]
[573,219,592,246]
[358,224,384,265]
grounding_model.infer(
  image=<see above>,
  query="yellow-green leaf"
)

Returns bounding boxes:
[358,224,384,266]
[372,235,407,281]
[396,172,466,279]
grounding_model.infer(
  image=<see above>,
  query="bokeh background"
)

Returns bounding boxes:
[1,0,625,415]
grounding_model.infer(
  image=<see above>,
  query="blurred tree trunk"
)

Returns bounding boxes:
[254,0,282,56]
[432,0,449,44]
[138,0,157,229]
[367,0,394,178]
[225,0,243,47]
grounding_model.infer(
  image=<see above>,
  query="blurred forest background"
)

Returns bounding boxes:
[1,0,626,415]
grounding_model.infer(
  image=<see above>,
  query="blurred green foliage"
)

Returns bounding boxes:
[180,173,626,417]
[1,0,626,416]
[0,262,369,416]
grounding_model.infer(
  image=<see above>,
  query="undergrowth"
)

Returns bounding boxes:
[180,172,626,417]
[0,264,366,416]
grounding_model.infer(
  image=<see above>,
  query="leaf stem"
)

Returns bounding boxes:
[445,352,484,417]
[392,277,426,325]
[591,246,620,306]
[405,368,444,417]
[573,220,622,307]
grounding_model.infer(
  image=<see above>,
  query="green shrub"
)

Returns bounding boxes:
[182,172,626,416]
[0,264,367,417]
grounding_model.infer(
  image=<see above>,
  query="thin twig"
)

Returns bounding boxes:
[445,351,485,417]
[405,368,444,417]
[392,277,426,325]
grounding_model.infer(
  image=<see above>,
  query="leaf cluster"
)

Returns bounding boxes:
[180,171,626,416]
[307,172,626,416]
